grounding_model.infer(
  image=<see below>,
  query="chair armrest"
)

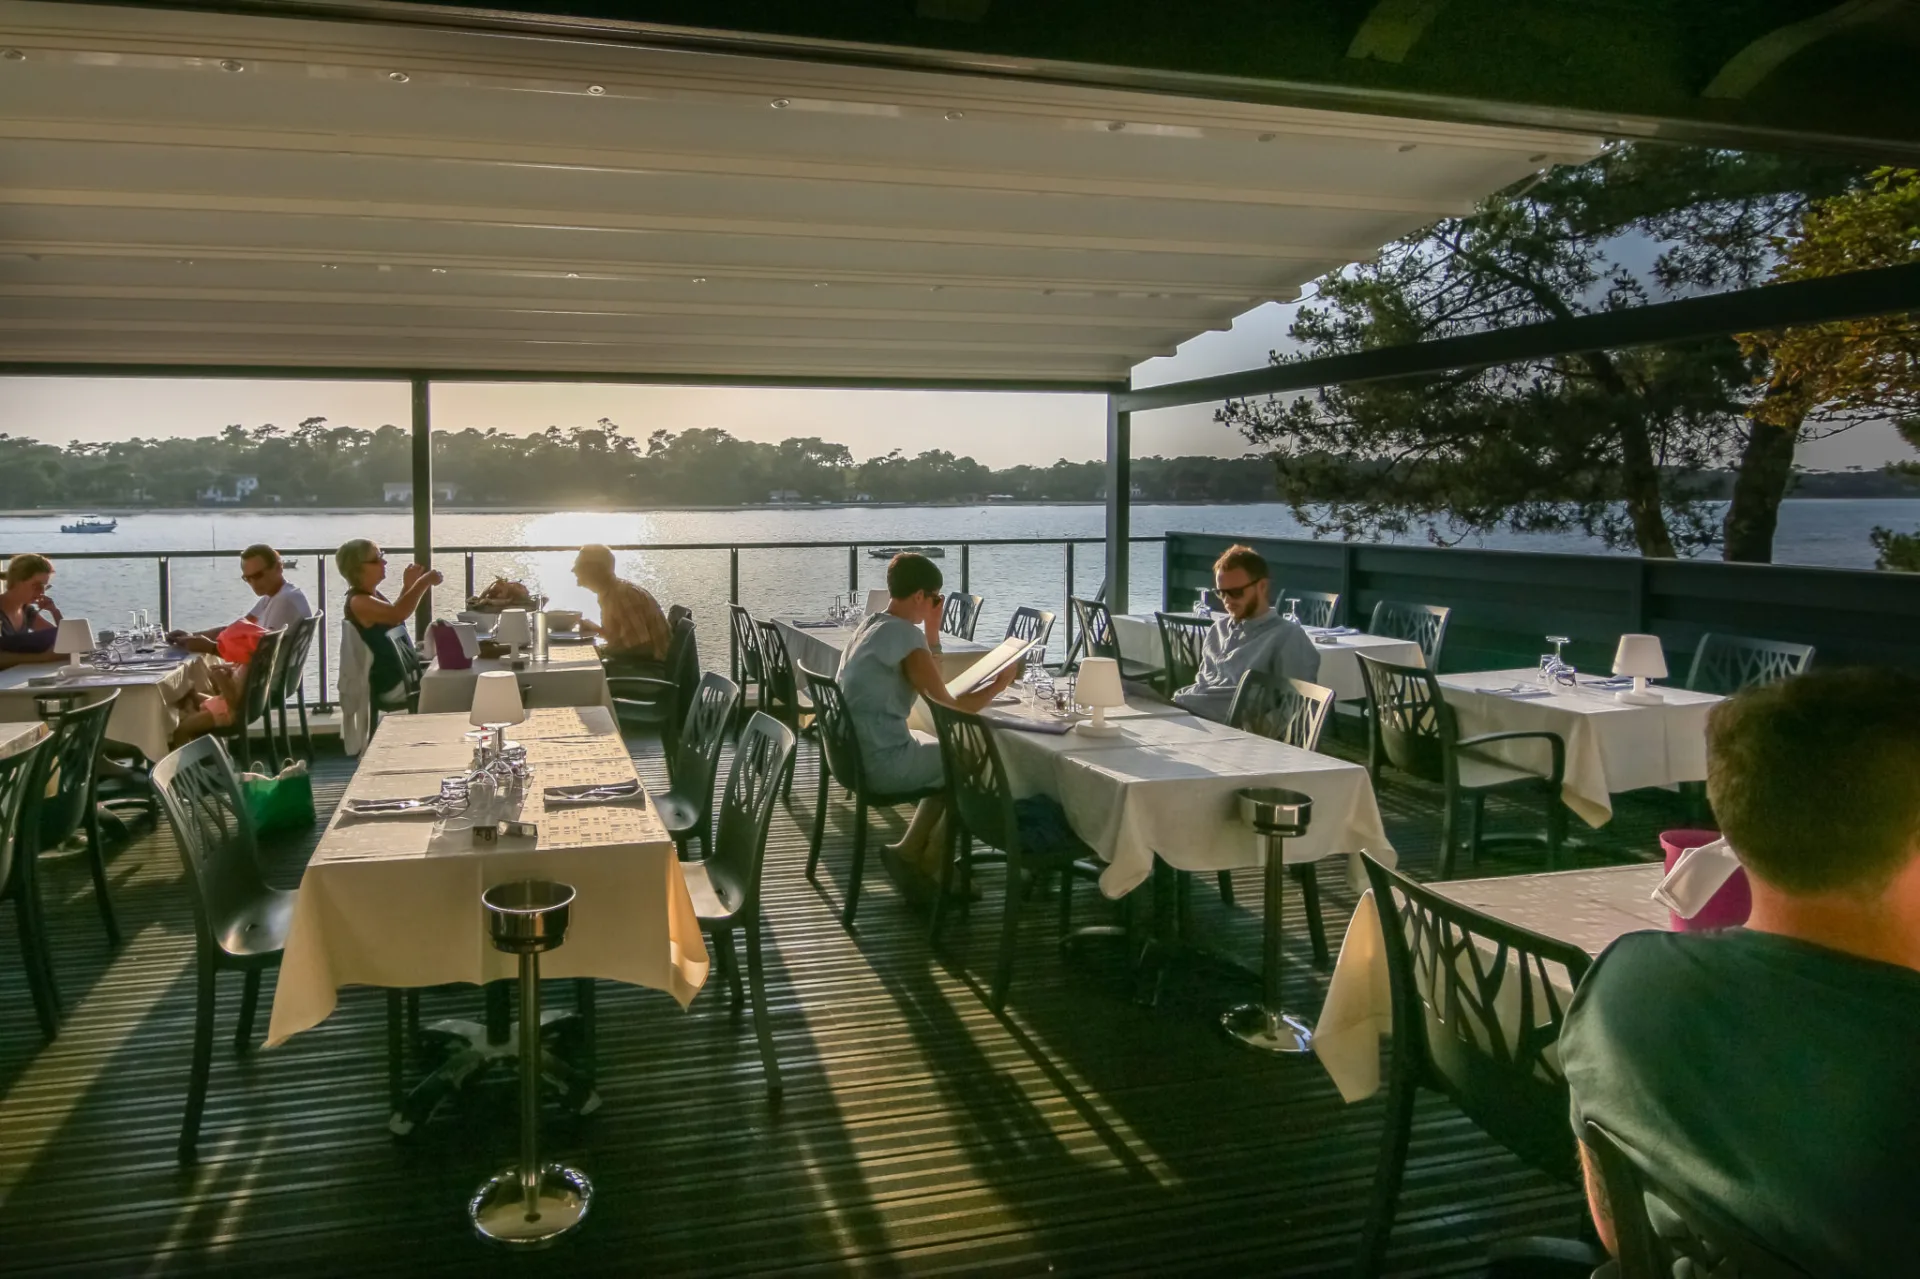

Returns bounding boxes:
[1455,729,1565,784]
[607,677,676,700]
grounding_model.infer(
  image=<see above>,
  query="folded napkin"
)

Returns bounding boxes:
[1581,675,1636,690]
[1654,837,1742,918]
[982,709,1075,735]
[790,619,844,630]
[342,796,444,820]
[543,780,646,807]
[1480,684,1555,700]
[1310,626,1362,636]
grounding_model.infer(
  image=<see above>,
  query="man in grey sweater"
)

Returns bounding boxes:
[1172,544,1319,722]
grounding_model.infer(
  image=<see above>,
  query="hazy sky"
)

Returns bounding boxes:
[1,298,1908,471]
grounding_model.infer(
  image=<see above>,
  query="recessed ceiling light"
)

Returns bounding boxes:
[322,263,338,270]
[691,276,707,283]
[220,58,244,72]
[2,48,24,62]
[567,272,580,278]
[389,71,409,82]
[431,267,447,274]
[377,264,392,272]
[813,282,828,288]
[944,110,965,121]
[587,84,605,95]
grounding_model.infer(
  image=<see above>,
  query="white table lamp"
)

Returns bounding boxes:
[53,617,95,670]
[493,608,531,654]
[470,669,527,751]
[1612,634,1668,705]
[1073,656,1125,737]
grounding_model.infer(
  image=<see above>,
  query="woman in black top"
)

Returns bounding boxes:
[335,539,441,705]
[0,553,64,669]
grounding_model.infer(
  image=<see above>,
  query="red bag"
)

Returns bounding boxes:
[216,618,268,665]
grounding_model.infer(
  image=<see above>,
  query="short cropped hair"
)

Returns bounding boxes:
[1707,667,1920,896]
[576,544,616,573]
[335,538,380,583]
[5,553,52,588]
[241,543,280,569]
[1213,543,1269,582]
[886,552,943,600]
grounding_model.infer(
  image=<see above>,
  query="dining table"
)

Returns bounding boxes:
[0,720,48,762]
[773,617,992,684]
[1313,862,1667,1102]
[1109,612,1424,703]
[417,642,615,716]
[265,704,709,1050]
[0,650,206,761]
[1437,670,1722,826]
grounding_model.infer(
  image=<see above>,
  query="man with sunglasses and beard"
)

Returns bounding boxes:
[1171,544,1318,723]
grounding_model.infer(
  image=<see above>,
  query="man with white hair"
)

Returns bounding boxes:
[572,543,671,667]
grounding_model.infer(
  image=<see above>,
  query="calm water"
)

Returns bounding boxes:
[4,500,1914,700]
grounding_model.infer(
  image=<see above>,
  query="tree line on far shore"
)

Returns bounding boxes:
[0,423,1280,509]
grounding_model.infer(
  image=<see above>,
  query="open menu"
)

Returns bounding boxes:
[944,636,1039,700]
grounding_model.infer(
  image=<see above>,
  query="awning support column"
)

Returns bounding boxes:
[410,376,433,637]
[1104,395,1130,612]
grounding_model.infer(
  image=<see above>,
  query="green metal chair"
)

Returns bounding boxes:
[264,610,322,761]
[801,665,942,928]
[1004,605,1056,652]
[151,736,296,1163]
[941,592,983,641]
[679,711,796,1103]
[219,624,286,772]
[1154,610,1212,699]
[1355,654,1566,878]
[653,672,741,860]
[1355,853,1597,1277]
[1069,595,1159,683]
[0,735,60,1042]
[24,690,122,947]
[1281,588,1340,628]
[753,618,811,798]
[727,603,765,718]
[609,614,698,752]
[1684,633,1814,695]
[1367,599,1452,668]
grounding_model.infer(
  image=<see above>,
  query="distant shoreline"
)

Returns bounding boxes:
[4,494,1917,519]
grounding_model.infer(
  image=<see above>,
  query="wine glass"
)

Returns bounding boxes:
[1283,596,1301,624]
[827,596,845,625]
[1541,635,1574,685]
[1194,588,1212,619]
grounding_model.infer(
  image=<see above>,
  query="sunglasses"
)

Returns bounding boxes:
[1216,579,1262,601]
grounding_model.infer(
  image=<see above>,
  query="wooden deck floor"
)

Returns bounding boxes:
[0,722,1677,1277]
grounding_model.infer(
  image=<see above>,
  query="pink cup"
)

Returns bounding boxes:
[1660,828,1752,932]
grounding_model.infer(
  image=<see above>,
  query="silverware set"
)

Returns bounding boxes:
[542,780,643,806]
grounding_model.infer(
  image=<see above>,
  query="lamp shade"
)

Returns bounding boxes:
[1612,634,1669,680]
[470,670,527,727]
[1075,656,1124,708]
[53,617,95,656]
[493,608,531,649]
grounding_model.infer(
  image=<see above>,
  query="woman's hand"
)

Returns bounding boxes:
[32,594,61,623]
[988,662,1021,694]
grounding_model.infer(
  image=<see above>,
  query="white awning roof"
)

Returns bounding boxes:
[0,1,1602,386]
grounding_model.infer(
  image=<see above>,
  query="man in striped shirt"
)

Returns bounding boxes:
[573,543,672,668]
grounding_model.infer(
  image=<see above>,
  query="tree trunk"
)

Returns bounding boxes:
[1614,411,1678,558]
[1723,377,1806,563]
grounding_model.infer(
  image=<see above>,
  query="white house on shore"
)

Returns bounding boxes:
[197,474,259,504]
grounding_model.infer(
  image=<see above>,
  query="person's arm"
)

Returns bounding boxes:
[901,647,1018,715]
[923,600,942,651]
[30,594,61,626]
[347,572,441,629]
[1579,1139,1618,1257]
[0,648,62,669]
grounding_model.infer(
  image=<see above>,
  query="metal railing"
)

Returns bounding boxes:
[42,535,1167,709]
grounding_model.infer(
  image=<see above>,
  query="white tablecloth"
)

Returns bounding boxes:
[984,709,1395,899]
[417,647,615,716]
[1439,669,1721,826]
[0,656,204,760]
[774,618,989,684]
[266,706,709,1047]
[1110,614,1421,703]
[1314,863,1666,1102]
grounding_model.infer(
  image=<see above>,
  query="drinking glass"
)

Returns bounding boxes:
[827,598,844,625]
[1194,588,1211,619]
[1541,635,1574,685]
[1283,597,1301,624]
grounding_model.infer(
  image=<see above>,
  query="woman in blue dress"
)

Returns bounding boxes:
[839,552,1019,885]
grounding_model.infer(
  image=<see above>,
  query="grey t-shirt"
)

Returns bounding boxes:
[1173,609,1320,723]
[1562,928,1920,1277]
[839,612,930,761]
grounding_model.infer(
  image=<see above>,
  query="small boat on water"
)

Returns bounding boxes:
[59,515,118,534]
[868,545,945,559]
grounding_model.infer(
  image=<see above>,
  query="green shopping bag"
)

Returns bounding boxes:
[242,760,317,836]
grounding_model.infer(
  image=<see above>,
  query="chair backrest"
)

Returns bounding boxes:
[941,592,983,641]
[1070,596,1120,661]
[25,690,118,852]
[1362,853,1592,1186]
[268,611,322,702]
[661,614,699,720]
[1368,600,1452,668]
[728,604,764,687]
[754,618,799,719]
[1005,606,1056,650]
[667,603,693,630]
[1583,1120,1816,1279]
[928,701,1021,857]
[670,671,741,809]
[1685,633,1814,696]
[151,736,274,951]
[1228,670,1334,751]
[1355,655,1456,785]
[0,736,50,904]
[237,625,288,727]
[701,712,796,920]
[800,664,866,793]
[1155,611,1212,690]
[380,623,426,706]
[1283,588,1340,629]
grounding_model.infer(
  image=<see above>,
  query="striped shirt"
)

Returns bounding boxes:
[596,577,671,661]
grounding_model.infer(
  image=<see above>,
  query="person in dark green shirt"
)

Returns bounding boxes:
[1561,666,1920,1277]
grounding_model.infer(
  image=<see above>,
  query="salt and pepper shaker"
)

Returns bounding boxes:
[533,611,549,663]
